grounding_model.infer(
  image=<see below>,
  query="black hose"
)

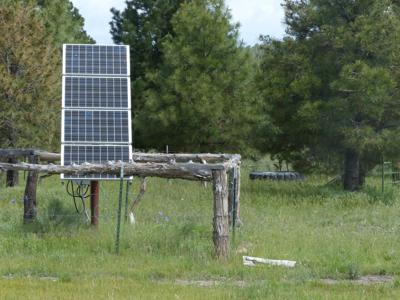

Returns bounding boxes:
[66,180,91,214]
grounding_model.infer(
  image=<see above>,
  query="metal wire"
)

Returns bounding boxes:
[66,180,90,221]
[115,164,124,254]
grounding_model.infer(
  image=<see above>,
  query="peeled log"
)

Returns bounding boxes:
[212,169,229,259]
[0,161,224,181]
[132,152,241,164]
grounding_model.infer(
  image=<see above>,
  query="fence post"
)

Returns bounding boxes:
[234,166,241,226]
[6,157,19,187]
[23,154,38,223]
[90,181,100,227]
[212,169,229,259]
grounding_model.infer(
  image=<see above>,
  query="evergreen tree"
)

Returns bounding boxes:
[136,0,254,153]
[37,0,94,46]
[257,0,400,190]
[110,0,186,117]
[0,2,60,150]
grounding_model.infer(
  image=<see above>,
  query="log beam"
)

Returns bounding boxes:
[0,149,60,162]
[132,153,241,164]
[0,161,228,181]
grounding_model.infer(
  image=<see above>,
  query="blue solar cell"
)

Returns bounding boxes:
[64,76,129,108]
[64,44,129,76]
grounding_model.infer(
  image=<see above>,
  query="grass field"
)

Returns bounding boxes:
[1,162,400,299]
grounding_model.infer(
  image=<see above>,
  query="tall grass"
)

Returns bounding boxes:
[1,164,400,299]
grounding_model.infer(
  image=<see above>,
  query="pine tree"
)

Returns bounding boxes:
[135,0,254,153]
[37,0,94,46]
[110,0,186,117]
[257,0,400,190]
[0,2,60,150]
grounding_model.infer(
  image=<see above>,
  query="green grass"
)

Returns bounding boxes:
[1,165,400,299]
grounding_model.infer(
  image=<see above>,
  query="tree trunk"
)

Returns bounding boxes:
[358,161,366,187]
[343,149,360,191]
[6,157,19,187]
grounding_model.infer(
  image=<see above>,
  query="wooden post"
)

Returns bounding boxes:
[6,157,19,187]
[212,169,229,259]
[90,181,99,227]
[23,154,38,223]
[228,166,241,227]
[235,166,241,226]
[228,169,234,225]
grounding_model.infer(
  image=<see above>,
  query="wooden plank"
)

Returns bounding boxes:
[212,169,229,259]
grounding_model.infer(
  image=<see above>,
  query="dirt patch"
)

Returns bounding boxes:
[320,275,394,285]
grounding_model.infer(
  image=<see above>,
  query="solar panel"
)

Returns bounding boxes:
[63,110,130,143]
[64,44,128,76]
[63,76,129,109]
[61,44,132,180]
[62,145,130,180]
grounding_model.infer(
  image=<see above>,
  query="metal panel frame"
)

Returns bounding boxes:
[60,144,133,181]
[62,44,130,77]
[61,109,131,144]
[62,75,130,110]
[61,43,132,181]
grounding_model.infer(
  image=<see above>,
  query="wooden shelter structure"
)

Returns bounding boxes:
[0,149,241,259]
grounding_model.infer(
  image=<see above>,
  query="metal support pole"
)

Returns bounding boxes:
[115,164,124,254]
[382,154,385,194]
[124,180,131,222]
[90,181,99,227]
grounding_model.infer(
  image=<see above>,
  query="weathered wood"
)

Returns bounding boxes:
[6,157,19,187]
[235,166,241,226]
[228,168,234,224]
[0,161,226,181]
[23,155,38,223]
[90,181,99,227]
[132,153,241,164]
[243,256,296,268]
[0,149,60,162]
[212,169,229,259]
[130,177,147,212]
[35,150,60,162]
[228,166,241,227]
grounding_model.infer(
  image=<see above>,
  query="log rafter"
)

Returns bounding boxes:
[0,160,233,181]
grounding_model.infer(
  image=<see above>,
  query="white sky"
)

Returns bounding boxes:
[70,0,286,45]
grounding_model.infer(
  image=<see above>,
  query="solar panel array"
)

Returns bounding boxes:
[61,44,132,180]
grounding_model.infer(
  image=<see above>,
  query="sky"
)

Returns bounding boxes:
[70,0,286,45]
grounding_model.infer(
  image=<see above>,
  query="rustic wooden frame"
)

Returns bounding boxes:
[0,149,241,259]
